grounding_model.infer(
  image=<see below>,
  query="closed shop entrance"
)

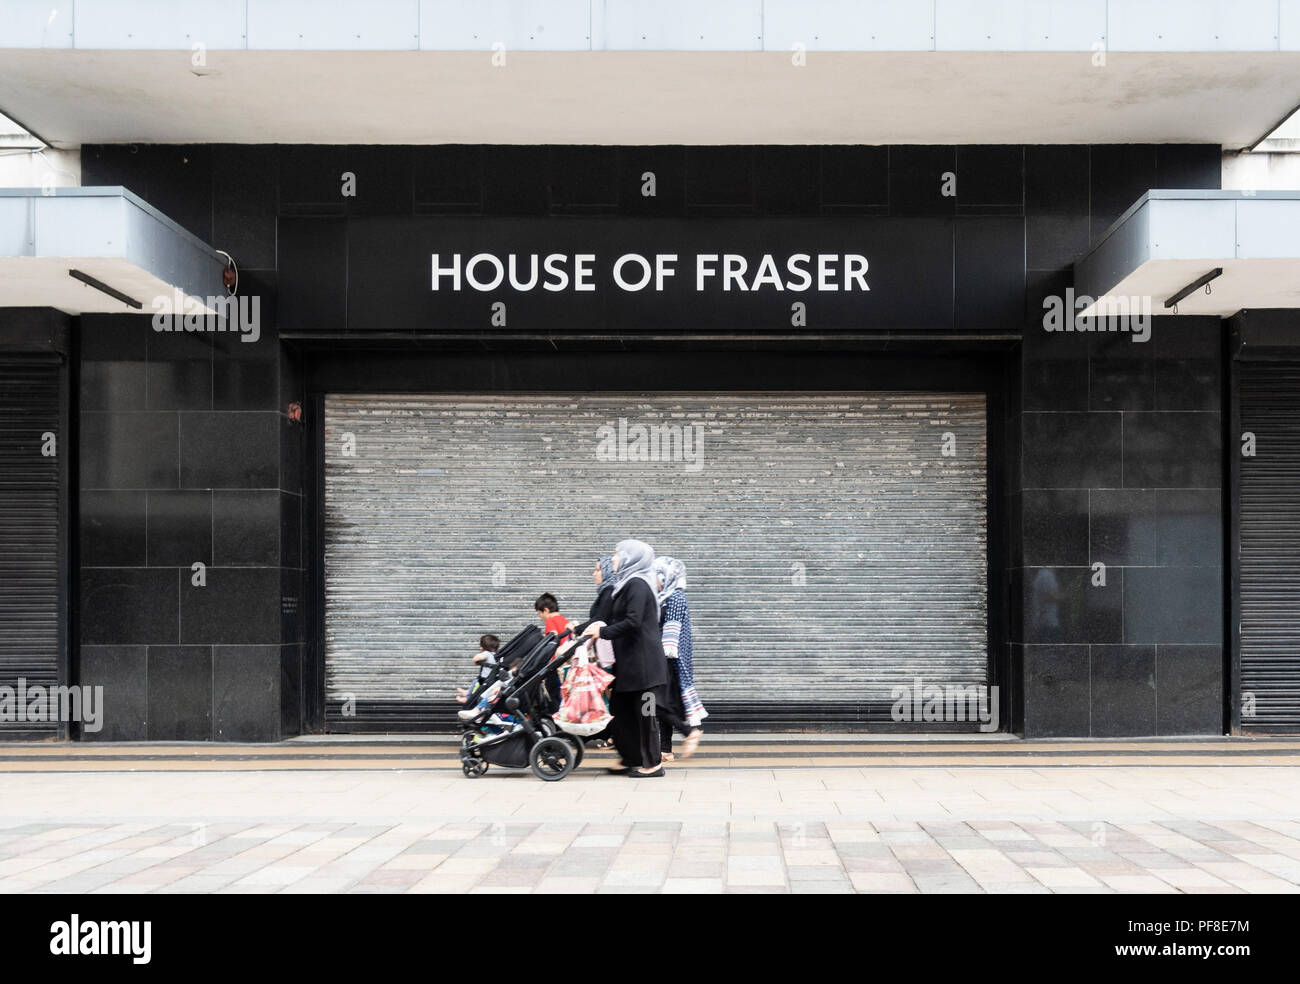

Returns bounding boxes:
[322,392,989,730]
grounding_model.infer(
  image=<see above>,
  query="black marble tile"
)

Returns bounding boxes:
[547,146,619,210]
[413,145,483,210]
[1025,146,1089,268]
[1090,644,1157,737]
[281,643,303,737]
[280,492,302,569]
[820,146,888,209]
[1024,268,1072,334]
[181,567,279,645]
[213,318,278,411]
[212,145,278,270]
[79,412,179,490]
[1156,645,1223,735]
[1022,644,1090,737]
[1024,566,1122,645]
[145,330,212,411]
[889,146,956,215]
[1026,213,1091,271]
[685,147,754,210]
[214,645,280,741]
[1005,490,1024,569]
[343,147,413,215]
[1022,489,1089,567]
[1026,145,1089,212]
[1090,330,1154,411]
[1022,308,1089,410]
[280,414,304,495]
[618,146,686,214]
[146,491,212,567]
[1122,412,1221,488]
[80,568,178,645]
[1123,566,1224,644]
[277,218,347,334]
[1155,145,1221,191]
[1089,144,1157,243]
[1089,489,1157,567]
[79,315,148,411]
[80,491,146,567]
[955,217,1025,331]
[78,645,148,741]
[1154,318,1222,411]
[1022,412,1122,489]
[180,411,279,489]
[282,568,304,644]
[115,145,214,243]
[955,145,1023,208]
[212,490,279,567]
[278,145,350,213]
[754,147,820,214]
[482,146,549,215]
[147,645,212,740]
[1154,490,1223,567]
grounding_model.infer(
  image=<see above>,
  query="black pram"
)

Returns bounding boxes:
[459,622,591,781]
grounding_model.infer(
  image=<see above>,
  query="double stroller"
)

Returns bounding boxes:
[458,622,596,781]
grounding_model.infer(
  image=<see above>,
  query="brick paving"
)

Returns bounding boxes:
[1,742,1299,894]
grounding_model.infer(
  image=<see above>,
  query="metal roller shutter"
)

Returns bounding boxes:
[323,392,988,730]
[1240,364,1300,732]
[0,361,61,737]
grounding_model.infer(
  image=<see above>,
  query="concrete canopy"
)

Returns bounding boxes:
[0,188,227,315]
[1,1,1299,147]
[1074,190,1300,318]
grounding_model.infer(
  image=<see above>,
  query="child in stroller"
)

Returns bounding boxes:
[458,622,597,781]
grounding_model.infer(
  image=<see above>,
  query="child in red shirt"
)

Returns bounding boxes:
[534,593,570,714]
[534,592,570,636]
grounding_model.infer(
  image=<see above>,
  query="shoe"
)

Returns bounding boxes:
[457,708,478,721]
[605,767,631,775]
[680,730,703,759]
[628,768,665,778]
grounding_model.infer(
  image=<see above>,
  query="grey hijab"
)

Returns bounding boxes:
[612,539,657,596]
[598,555,615,587]
[653,556,687,608]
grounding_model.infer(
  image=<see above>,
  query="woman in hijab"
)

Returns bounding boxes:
[654,557,706,760]
[582,539,669,777]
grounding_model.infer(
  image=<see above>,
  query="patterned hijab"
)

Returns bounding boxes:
[597,555,615,587]
[612,539,657,596]
[653,556,687,608]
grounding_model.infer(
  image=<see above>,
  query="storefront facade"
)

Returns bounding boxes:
[5,138,1288,740]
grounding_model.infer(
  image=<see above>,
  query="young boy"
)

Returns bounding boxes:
[534,593,570,636]
[534,593,570,714]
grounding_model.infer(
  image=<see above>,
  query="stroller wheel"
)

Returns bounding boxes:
[462,756,488,778]
[539,717,557,737]
[529,736,576,782]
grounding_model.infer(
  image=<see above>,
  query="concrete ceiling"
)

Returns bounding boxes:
[1,49,1298,148]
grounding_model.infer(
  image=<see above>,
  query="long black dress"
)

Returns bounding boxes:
[598,577,668,769]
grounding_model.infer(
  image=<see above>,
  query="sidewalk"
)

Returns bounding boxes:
[1,739,1298,893]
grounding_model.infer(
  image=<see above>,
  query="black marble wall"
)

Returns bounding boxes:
[76,142,1225,738]
[77,304,304,742]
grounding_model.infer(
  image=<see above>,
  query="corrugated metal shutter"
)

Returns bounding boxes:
[0,362,61,737]
[1240,364,1300,732]
[323,393,988,730]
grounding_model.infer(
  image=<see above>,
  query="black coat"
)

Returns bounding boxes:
[598,577,668,692]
